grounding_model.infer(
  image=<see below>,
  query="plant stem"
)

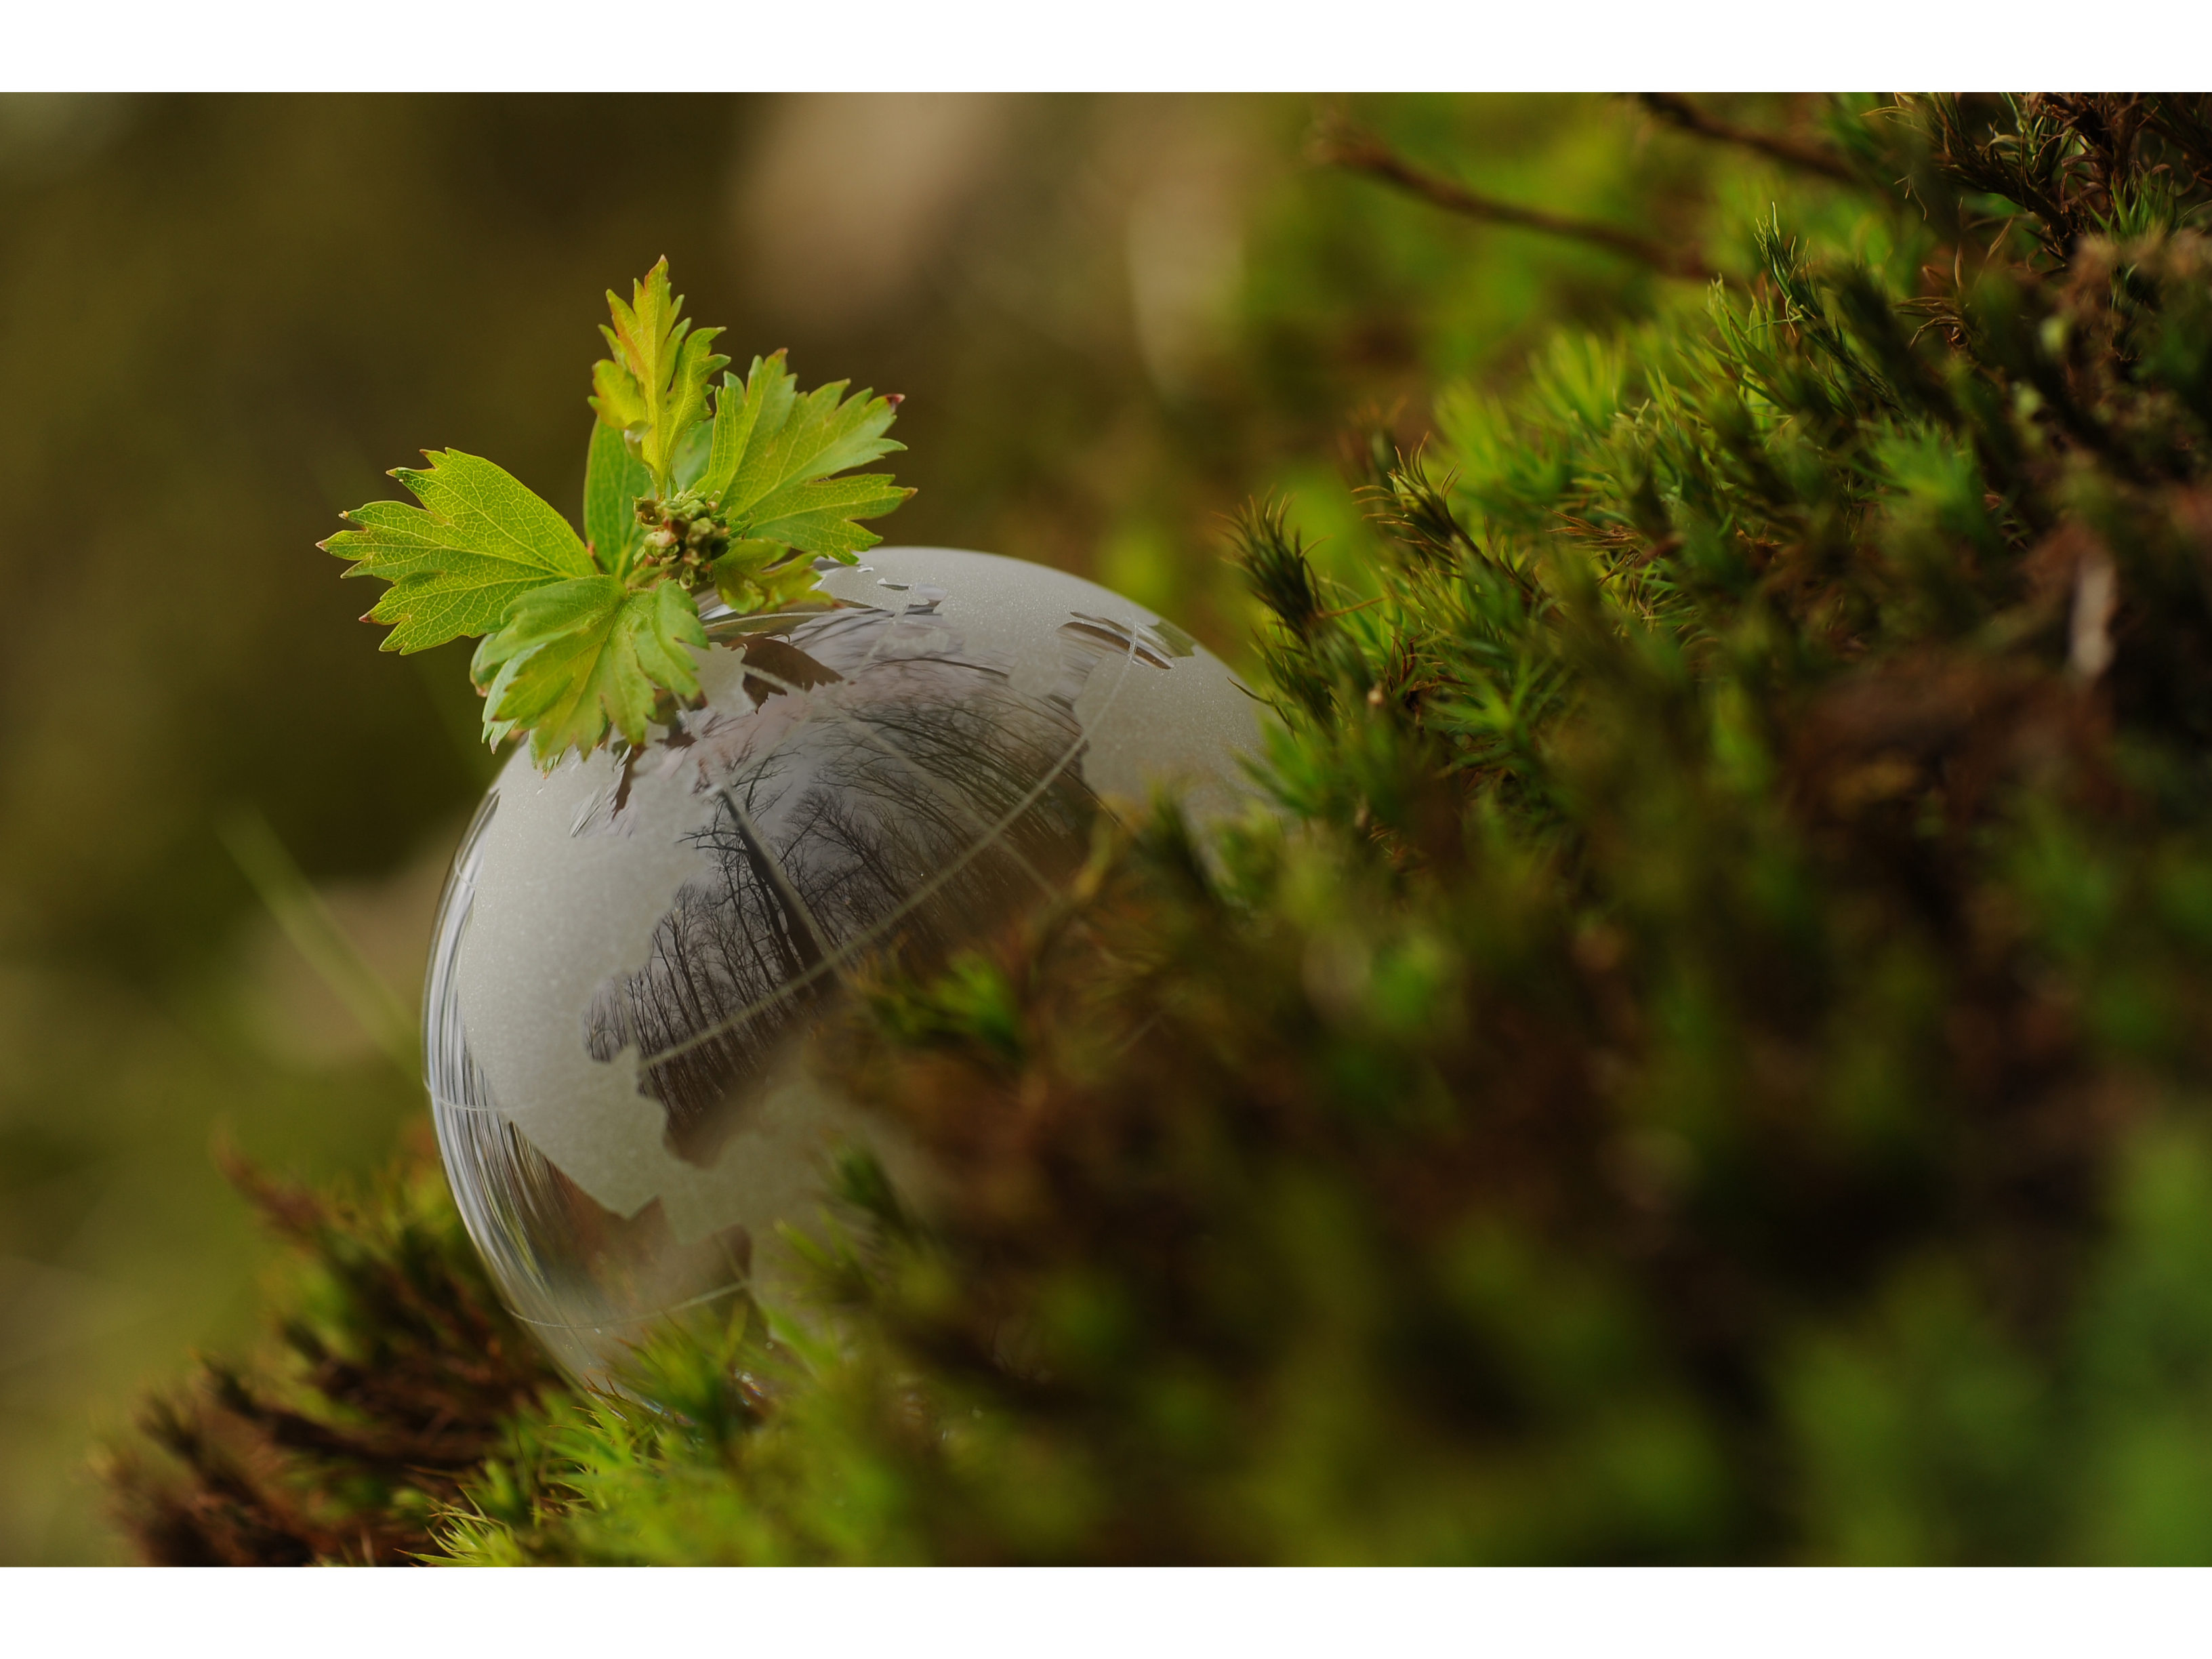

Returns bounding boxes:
[1313,119,1720,284]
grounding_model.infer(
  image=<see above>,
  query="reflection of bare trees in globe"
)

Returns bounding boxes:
[585,608,1103,1165]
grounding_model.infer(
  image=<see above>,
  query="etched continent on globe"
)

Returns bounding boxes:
[426,547,1263,1387]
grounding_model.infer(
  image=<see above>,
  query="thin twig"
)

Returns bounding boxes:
[1313,120,1719,284]
[1315,595,1389,621]
[1636,94,1860,185]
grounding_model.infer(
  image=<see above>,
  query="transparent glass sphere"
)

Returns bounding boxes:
[425,547,1263,1389]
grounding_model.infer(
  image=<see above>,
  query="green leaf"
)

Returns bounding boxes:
[699,354,797,506]
[322,450,594,653]
[589,258,730,493]
[471,577,707,767]
[721,378,906,522]
[583,417,652,579]
[748,474,914,558]
[670,420,714,492]
[712,539,828,615]
[701,356,911,560]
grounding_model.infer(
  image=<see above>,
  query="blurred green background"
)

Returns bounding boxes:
[0,91,1757,1562]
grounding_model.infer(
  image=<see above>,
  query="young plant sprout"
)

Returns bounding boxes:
[323,260,911,767]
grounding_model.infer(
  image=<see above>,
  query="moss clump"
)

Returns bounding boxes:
[103,1143,556,1565]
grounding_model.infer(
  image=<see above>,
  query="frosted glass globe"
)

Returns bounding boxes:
[424,548,1263,1389]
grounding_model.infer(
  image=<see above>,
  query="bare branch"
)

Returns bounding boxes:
[1635,94,1860,185]
[1313,120,1719,285]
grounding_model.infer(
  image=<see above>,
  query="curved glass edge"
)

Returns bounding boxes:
[426,785,754,1389]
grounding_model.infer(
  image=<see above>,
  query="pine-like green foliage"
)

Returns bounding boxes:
[101,1145,558,1564]
[115,95,2212,1564]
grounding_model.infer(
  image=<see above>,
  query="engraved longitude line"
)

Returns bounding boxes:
[657,602,916,1007]
[703,590,1063,938]
[504,1277,750,1334]
[714,779,844,982]
[720,583,1055,773]
[695,603,890,781]
[700,598,936,840]
[634,628,1138,1072]
[732,655,1076,905]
